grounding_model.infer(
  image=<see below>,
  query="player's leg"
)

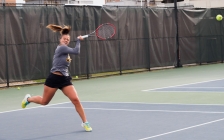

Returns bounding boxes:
[62,85,92,131]
[21,85,57,108]
[62,85,86,122]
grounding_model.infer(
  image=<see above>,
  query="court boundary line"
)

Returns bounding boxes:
[168,87,224,88]
[144,87,224,92]
[142,78,224,92]
[1,101,224,114]
[0,102,70,114]
[138,117,224,140]
[81,101,224,106]
[44,107,224,114]
[140,91,224,92]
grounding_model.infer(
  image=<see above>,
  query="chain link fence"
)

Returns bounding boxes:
[0,4,223,87]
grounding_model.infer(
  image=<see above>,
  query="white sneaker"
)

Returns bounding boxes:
[81,122,92,132]
[21,94,31,108]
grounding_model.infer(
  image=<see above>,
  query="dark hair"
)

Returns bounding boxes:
[46,24,71,35]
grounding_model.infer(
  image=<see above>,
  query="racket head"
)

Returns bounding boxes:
[95,23,116,40]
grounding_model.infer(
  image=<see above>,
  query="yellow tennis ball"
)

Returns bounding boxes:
[17,87,20,90]
[75,76,78,79]
[216,14,223,21]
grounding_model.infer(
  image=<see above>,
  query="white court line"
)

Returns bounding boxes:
[140,91,224,92]
[142,78,224,91]
[138,117,224,140]
[169,87,224,88]
[1,101,224,114]
[0,106,45,114]
[0,101,70,114]
[81,101,224,106]
[44,107,224,114]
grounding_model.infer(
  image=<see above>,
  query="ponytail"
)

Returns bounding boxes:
[46,24,71,35]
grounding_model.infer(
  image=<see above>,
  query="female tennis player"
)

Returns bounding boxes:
[21,24,92,132]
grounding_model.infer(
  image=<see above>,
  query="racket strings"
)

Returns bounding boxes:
[97,24,115,39]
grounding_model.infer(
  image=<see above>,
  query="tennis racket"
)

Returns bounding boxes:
[81,23,116,40]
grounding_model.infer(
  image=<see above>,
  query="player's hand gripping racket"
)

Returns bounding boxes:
[81,23,116,40]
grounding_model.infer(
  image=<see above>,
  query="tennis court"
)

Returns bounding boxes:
[1,63,224,140]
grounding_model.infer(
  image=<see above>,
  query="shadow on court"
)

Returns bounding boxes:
[1,102,224,140]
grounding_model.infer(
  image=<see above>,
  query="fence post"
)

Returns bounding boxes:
[3,3,9,87]
[146,7,150,71]
[84,6,90,79]
[46,4,52,76]
[117,6,122,75]
[174,0,182,68]
[220,18,223,63]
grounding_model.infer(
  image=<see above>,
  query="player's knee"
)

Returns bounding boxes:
[71,97,80,105]
[41,101,49,105]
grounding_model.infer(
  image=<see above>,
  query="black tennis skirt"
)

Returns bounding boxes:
[44,73,72,90]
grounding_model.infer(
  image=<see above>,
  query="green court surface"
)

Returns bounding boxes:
[1,63,224,112]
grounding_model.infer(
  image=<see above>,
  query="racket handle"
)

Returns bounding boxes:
[81,35,88,38]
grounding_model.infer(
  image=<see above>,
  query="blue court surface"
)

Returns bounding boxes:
[1,102,224,140]
[142,79,224,92]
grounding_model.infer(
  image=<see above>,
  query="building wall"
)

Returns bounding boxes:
[185,0,224,8]
[6,0,15,2]
[105,0,224,8]
[4,0,16,6]
[93,0,104,5]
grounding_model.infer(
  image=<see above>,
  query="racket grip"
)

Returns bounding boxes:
[81,35,88,38]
